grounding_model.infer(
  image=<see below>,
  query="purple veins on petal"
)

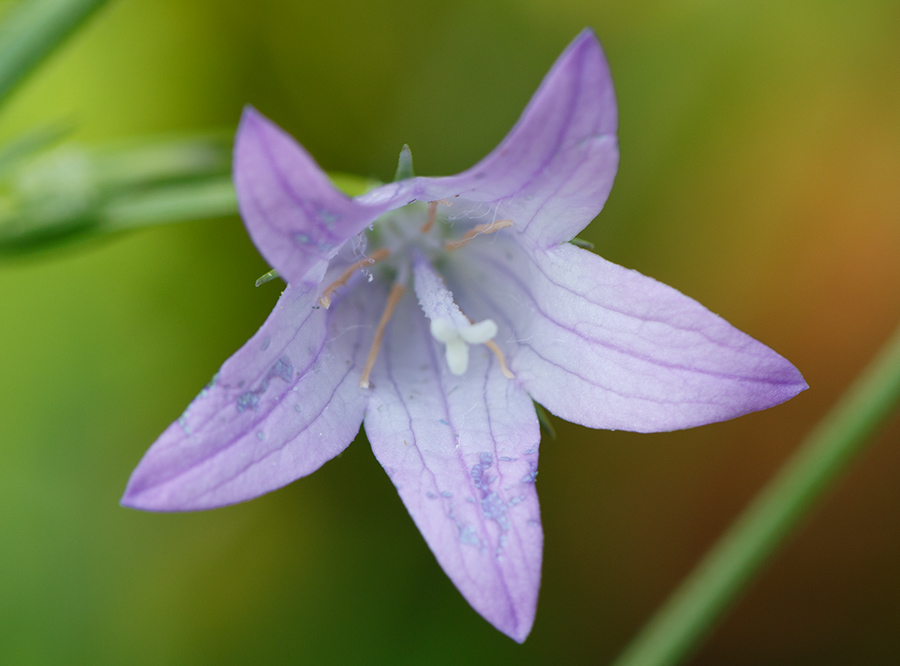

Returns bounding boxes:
[364,288,543,643]
[451,237,806,433]
[412,28,619,250]
[233,107,414,286]
[122,271,376,512]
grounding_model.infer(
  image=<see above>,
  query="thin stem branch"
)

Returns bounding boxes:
[612,321,900,666]
[0,0,111,105]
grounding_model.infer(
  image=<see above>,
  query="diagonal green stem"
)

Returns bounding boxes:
[0,0,111,105]
[612,321,900,666]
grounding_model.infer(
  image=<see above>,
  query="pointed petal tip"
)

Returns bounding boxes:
[765,363,809,407]
[573,26,599,46]
[475,593,536,643]
[235,105,276,152]
[238,103,264,124]
[236,104,261,134]
[118,485,168,512]
[567,26,606,66]
[467,581,538,644]
[118,472,189,513]
[503,617,535,644]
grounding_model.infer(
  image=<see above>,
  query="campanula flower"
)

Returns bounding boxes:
[122,29,807,642]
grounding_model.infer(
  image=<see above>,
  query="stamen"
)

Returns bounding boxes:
[484,340,515,379]
[419,199,452,233]
[360,282,406,388]
[420,201,438,233]
[445,219,513,250]
[319,247,391,308]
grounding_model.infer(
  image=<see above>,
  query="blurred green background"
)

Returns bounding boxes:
[1,0,899,664]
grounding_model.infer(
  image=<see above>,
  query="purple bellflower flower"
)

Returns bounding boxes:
[122,29,807,642]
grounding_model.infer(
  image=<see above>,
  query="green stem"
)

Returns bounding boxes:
[0,0,111,105]
[612,322,900,666]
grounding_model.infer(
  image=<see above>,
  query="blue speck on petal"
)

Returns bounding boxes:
[269,356,293,383]
[317,210,340,228]
[481,491,510,530]
[521,463,538,484]
[236,391,259,412]
[471,452,494,492]
[458,524,481,547]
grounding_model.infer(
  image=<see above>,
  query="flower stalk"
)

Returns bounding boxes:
[612,321,900,666]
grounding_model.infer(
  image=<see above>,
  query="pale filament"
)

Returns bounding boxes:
[419,201,438,233]
[484,340,515,379]
[319,247,391,308]
[419,199,452,233]
[360,282,406,388]
[444,219,513,250]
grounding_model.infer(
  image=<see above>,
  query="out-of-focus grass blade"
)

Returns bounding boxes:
[103,178,236,230]
[0,133,233,255]
[0,0,111,106]
[0,120,73,177]
[0,133,378,257]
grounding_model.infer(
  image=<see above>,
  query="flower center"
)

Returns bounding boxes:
[318,199,515,387]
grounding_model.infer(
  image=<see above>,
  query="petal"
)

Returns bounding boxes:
[363,292,542,642]
[454,240,808,433]
[233,107,412,284]
[121,268,377,511]
[411,28,618,249]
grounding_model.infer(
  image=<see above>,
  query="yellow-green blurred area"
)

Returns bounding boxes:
[1,0,899,663]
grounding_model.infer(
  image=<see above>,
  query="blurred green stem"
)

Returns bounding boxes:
[0,0,111,105]
[612,322,900,666]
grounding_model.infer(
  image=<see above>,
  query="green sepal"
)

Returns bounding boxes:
[393,144,414,181]
[255,268,280,287]
[570,237,594,250]
[535,401,557,440]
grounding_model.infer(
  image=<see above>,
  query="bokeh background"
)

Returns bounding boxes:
[1,0,899,664]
